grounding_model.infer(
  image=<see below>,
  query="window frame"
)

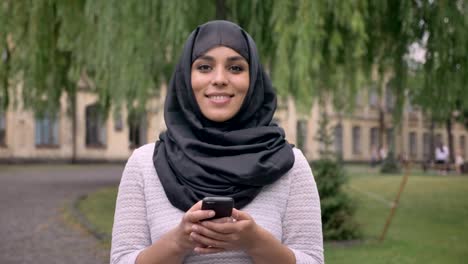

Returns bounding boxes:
[34,113,60,148]
[85,104,107,148]
[352,126,361,155]
[409,132,418,158]
[334,124,343,157]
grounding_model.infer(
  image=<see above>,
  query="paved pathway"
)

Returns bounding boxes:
[0,164,123,264]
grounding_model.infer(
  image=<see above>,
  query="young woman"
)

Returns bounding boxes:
[111,20,324,264]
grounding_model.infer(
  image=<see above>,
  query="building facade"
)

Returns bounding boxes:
[0,85,467,163]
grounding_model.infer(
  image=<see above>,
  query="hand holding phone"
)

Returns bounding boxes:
[201,197,234,221]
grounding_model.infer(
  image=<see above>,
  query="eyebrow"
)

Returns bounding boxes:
[196,55,247,63]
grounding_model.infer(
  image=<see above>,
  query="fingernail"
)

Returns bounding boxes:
[208,211,215,217]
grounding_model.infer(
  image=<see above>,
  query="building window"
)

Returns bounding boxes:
[423,133,430,160]
[409,132,417,158]
[334,124,343,157]
[296,120,308,152]
[86,104,107,147]
[0,112,5,146]
[352,126,361,155]
[128,112,148,149]
[35,113,59,146]
[114,112,124,132]
[370,127,379,151]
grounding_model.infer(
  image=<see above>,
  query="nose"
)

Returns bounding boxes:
[212,67,228,87]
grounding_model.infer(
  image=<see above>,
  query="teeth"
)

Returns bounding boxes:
[209,95,230,100]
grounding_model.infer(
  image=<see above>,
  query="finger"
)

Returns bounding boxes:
[195,243,209,249]
[187,201,203,212]
[185,210,215,223]
[200,221,238,234]
[233,209,252,221]
[192,224,229,242]
[194,246,225,254]
[210,217,234,224]
[190,232,228,249]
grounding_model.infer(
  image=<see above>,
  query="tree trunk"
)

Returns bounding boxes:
[379,107,385,148]
[216,0,227,20]
[71,91,77,163]
[1,44,10,108]
[446,117,454,163]
[429,117,435,162]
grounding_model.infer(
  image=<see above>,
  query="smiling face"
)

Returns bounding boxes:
[191,46,250,123]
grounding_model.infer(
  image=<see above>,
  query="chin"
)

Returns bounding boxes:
[204,112,234,123]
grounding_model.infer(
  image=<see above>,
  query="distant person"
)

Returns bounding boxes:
[110,20,323,264]
[435,142,449,174]
[379,144,388,161]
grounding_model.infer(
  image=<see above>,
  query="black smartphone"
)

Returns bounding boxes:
[201,197,234,221]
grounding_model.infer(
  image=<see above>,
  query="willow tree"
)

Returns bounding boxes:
[1,0,372,115]
[412,0,468,162]
[364,1,420,163]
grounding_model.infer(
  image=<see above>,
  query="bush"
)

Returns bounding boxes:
[380,151,401,174]
[312,159,361,240]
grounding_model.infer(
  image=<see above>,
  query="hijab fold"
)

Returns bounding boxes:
[153,20,295,212]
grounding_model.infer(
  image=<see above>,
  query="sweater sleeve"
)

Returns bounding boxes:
[282,149,324,264]
[110,150,150,264]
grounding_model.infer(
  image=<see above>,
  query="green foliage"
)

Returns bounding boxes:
[313,159,361,240]
[314,108,360,240]
[267,0,368,112]
[412,0,468,124]
[380,151,401,174]
[314,109,336,159]
[0,0,371,115]
[1,0,466,121]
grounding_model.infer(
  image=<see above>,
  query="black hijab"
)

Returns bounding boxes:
[153,20,295,212]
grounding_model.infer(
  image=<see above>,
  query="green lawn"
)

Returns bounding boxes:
[77,187,117,245]
[326,168,468,264]
[77,167,468,263]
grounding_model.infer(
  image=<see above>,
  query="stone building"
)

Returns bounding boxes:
[0,82,467,163]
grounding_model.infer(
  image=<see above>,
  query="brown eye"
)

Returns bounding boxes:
[229,65,244,73]
[197,64,212,72]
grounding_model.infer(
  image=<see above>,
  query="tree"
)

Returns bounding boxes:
[313,103,360,240]
[411,0,468,163]
[0,0,371,115]
[364,1,419,164]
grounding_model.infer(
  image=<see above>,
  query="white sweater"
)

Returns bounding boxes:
[111,143,324,264]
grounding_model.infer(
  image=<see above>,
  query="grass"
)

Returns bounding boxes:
[77,187,118,247]
[76,165,468,263]
[326,166,468,264]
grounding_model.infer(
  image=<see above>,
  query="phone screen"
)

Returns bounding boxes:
[201,197,234,221]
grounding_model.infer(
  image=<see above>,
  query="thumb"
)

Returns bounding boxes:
[233,209,251,221]
[187,200,203,212]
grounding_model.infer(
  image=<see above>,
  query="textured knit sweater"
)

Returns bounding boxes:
[111,143,324,264]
